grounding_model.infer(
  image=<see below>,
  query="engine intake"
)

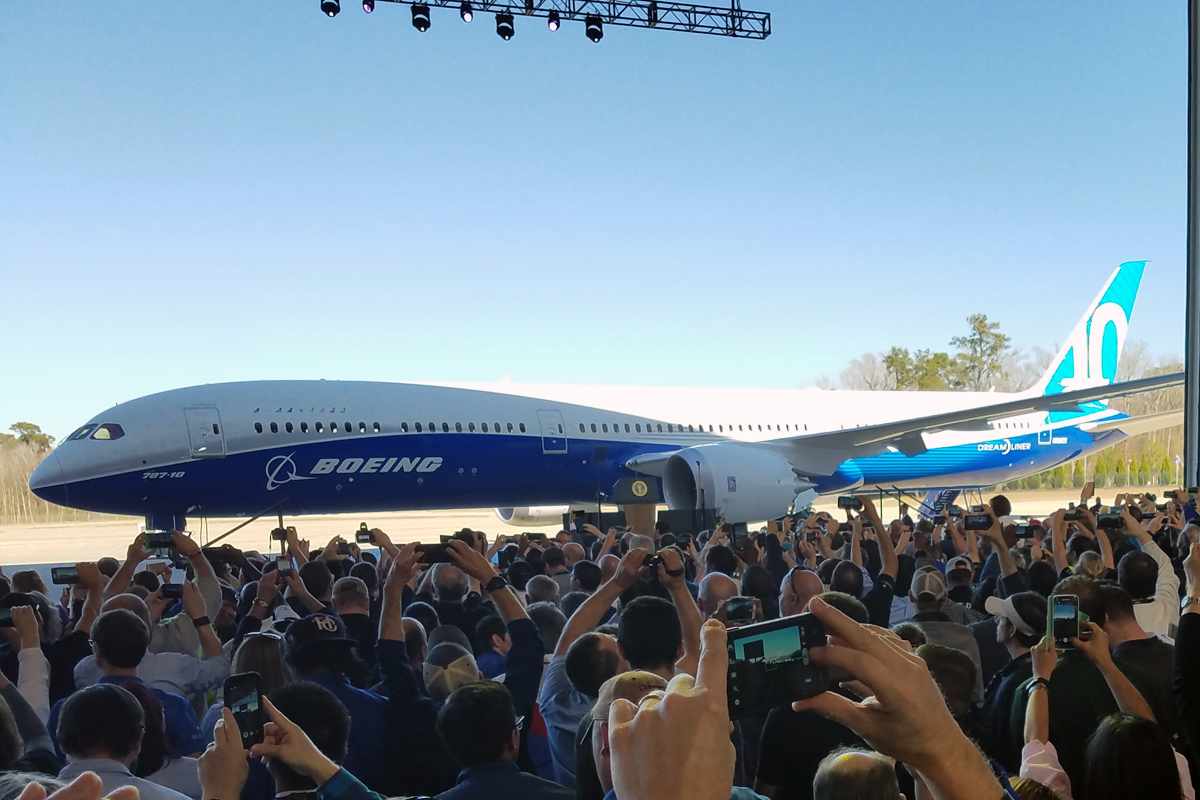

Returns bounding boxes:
[660,442,809,523]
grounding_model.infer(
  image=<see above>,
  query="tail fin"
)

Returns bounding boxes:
[1032,260,1146,400]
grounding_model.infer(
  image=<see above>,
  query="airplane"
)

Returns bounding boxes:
[29,261,1184,531]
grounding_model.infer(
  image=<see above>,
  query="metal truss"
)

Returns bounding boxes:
[372,0,771,39]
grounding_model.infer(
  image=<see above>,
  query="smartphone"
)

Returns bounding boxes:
[837,496,863,511]
[417,544,453,564]
[964,513,991,531]
[526,532,548,542]
[223,672,266,747]
[336,543,353,555]
[161,583,183,600]
[1050,594,1080,649]
[675,532,693,549]
[932,515,947,526]
[1013,525,1036,540]
[1097,513,1124,530]
[276,555,295,576]
[146,532,174,551]
[726,613,828,719]
[356,530,375,545]
[0,608,12,628]
[51,566,81,585]
[725,596,755,624]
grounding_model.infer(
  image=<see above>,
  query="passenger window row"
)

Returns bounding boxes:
[253,420,530,435]
[575,421,808,435]
[254,420,383,435]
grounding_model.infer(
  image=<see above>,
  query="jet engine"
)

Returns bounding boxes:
[659,442,811,523]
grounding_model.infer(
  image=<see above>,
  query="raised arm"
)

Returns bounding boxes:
[1075,621,1155,721]
[105,534,150,599]
[74,563,106,637]
[862,498,897,579]
[554,548,647,657]
[983,509,1018,578]
[12,606,50,722]
[1025,637,1057,745]
[181,580,223,659]
[446,540,527,624]
[1049,511,1070,575]
[658,547,702,677]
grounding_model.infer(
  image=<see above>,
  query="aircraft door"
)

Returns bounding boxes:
[185,407,227,458]
[537,410,567,455]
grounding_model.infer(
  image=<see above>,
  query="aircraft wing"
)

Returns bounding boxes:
[775,371,1185,475]
[1081,409,1184,438]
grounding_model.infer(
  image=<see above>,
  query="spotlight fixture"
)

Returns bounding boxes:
[585,14,603,42]
[362,0,374,12]
[547,10,560,31]
[412,3,431,31]
[320,0,340,17]
[496,11,514,39]
[459,1,473,22]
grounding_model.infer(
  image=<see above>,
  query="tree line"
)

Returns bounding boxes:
[0,423,109,525]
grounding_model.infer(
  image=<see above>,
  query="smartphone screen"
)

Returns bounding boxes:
[417,544,453,564]
[726,613,828,719]
[224,672,265,747]
[146,532,174,551]
[1051,594,1079,648]
[964,513,991,531]
[356,531,375,544]
[276,555,295,575]
[51,566,80,585]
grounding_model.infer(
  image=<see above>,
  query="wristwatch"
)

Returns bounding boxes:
[1028,677,1051,694]
[191,616,211,628]
[1182,596,1200,613]
[484,575,509,593]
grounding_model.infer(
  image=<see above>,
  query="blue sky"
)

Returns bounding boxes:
[1,2,1186,442]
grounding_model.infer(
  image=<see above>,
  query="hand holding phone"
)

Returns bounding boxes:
[726,613,828,719]
[417,544,453,564]
[224,672,265,747]
[1050,594,1080,650]
[51,566,81,585]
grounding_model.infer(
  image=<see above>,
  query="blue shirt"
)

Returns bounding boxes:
[477,649,506,679]
[536,655,594,786]
[306,671,389,791]
[436,761,573,800]
[59,758,191,800]
[48,675,204,758]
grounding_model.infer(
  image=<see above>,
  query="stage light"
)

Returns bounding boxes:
[585,14,603,41]
[547,10,560,31]
[321,0,340,16]
[362,0,374,12]
[496,12,514,39]
[412,3,431,31]
[460,1,473,22]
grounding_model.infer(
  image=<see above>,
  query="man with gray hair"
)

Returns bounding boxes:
[526,575,561,606]
[428,562,492,640]
[812,748,904,800]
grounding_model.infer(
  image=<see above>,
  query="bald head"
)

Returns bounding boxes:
[563,542,586,566]
[401,617,428,667]
[102,594,152,632]
[813,748,901,800]
[698,573,739,617]
[599,554,620,584]
[781,568,823,617]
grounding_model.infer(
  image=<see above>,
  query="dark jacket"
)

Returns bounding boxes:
[978,651,1031,771]
[436,761,573,800]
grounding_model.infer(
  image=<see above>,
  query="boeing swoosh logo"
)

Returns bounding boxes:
[266,453,316,492]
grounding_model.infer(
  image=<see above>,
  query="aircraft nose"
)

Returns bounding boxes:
[28,451,66,502]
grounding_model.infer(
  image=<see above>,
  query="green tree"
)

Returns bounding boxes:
[950,314,1012,391]
[9,422,54,453]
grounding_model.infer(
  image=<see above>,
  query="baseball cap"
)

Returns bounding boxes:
[284,612,355,653]
[428,624,473,654]
[909,568,947,603]
[590,670,668,722]
[984,592,1047,639]
[946,556,974,575]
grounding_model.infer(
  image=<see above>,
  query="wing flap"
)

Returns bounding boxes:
[1082,409,1183,438]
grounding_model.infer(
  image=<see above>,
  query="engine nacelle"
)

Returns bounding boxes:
[494,504,593,527]
[660,443,810,524]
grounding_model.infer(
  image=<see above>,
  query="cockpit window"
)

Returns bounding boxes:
[68,425,97,441]
[90,423,125,441]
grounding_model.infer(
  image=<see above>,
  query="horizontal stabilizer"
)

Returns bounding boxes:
[1083,409,1183,438]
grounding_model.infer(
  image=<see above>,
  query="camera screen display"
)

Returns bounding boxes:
[224,673,264,747]
[727,614,827,719]
[1051,595,1078,645]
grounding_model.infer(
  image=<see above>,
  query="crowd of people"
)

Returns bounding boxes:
[1,486,1199,800]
